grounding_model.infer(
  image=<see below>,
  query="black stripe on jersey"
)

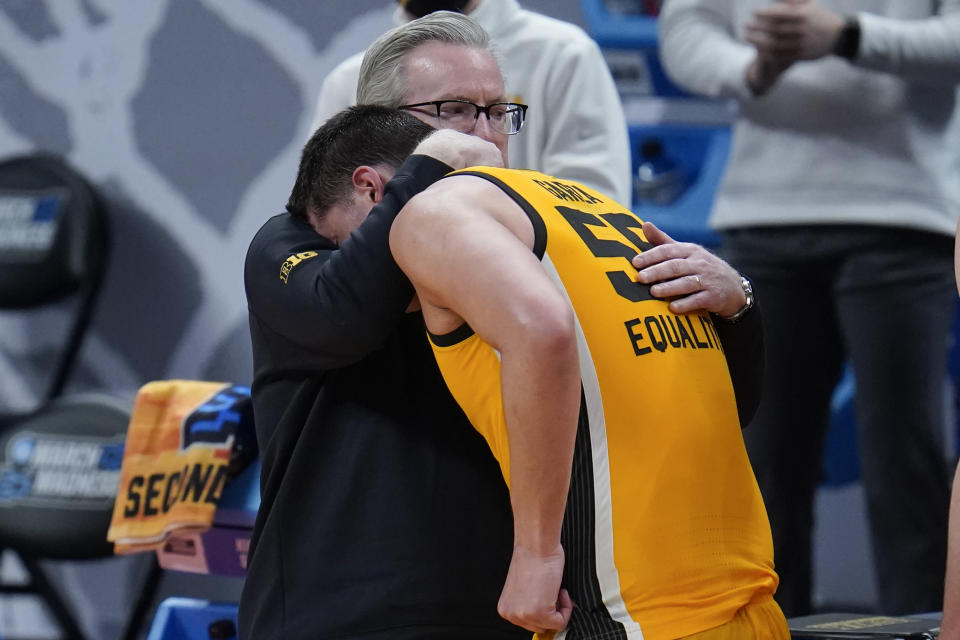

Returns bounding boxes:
[452,170,548,260]
[563,389,628,640]
[426,322,475,347]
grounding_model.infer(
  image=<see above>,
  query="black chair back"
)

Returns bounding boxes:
[0,152,109,404]
[0,153,124,640]
[0,394,129,558]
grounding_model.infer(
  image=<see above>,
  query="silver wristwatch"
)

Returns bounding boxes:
[719,275,754,323]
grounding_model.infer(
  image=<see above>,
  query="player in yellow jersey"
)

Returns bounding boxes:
[302,103,782,639]
[390,164,788,639]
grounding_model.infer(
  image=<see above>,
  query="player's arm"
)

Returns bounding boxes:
[946,217,960,640]
[943,459,960,640]
[390,175,578,634]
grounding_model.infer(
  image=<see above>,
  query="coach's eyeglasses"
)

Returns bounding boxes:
[399,100,528,135]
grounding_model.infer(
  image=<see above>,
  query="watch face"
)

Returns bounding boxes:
[718,276,754,323]
[834,16,861,60]
[741,277,754,303]
[399,0,471,18]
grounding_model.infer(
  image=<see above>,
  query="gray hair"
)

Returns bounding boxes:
[357,10,499,107]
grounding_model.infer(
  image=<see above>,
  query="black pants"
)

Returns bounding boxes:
[723,225,955,617]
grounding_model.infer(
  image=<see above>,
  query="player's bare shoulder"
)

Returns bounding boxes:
[427,173,535,249]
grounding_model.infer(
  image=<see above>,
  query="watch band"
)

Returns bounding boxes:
[717,275,754,324]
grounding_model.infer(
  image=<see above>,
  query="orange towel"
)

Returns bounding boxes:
[107,380,254,554]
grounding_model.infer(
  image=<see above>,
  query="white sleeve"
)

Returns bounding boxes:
[657,0,757,101]
[539,36,633,207]
[856,2,960,84]
[309,53,365,134]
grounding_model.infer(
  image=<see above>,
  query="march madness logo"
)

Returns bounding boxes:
[0,432,125,508]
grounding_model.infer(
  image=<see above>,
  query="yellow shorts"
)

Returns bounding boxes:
[678,595,789,640]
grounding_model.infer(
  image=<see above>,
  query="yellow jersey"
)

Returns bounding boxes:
[427,167,778,640]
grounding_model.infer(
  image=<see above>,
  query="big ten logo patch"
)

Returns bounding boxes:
[279,250,318,283]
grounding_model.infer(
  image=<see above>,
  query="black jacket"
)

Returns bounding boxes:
[239,155,525,640]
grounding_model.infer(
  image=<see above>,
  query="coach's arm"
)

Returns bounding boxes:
[631,223,763,425]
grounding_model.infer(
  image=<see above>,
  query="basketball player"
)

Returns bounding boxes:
[389,147,787,638]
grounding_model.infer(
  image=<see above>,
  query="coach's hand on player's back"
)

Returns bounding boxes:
[497,543,573,633]
[413,128,505,171]
[632,221,747,318]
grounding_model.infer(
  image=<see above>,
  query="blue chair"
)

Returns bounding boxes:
[146,598,238,640]
[579,0,681,97]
